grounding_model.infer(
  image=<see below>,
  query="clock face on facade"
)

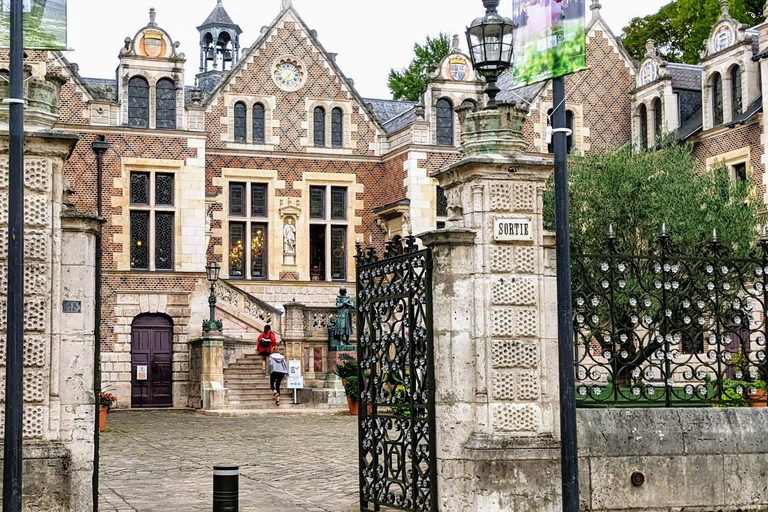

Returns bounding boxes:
[274,59,304,91]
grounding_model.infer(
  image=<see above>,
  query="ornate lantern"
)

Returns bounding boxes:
[205,260,221,283]
[466,0,515,108]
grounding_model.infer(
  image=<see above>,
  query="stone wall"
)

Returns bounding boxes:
[577,408,768,512]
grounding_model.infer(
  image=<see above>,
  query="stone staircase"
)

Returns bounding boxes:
[223,353,282,409]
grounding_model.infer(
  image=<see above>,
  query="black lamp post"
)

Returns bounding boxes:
[203,261,223,334]
[466,0,515,109]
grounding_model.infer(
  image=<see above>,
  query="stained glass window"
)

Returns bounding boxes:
[314,107,326,147]
[234,102,247,142]
[130,173,150,205]
[251,184,268,217]
[128,76,149,129]
[436,98,454,146]
[229,223,245,278]
[156,78,177,130]
[331,107,343,148]
[130,211,150,270]
[155,212,174,270]
[436,186,448,218]
[731,66,742,118]
[155,173,174,206]
[229,182,246,216]
[310,186,325,219]
[331,226,347,280]
[331,187,346,220]
[251,224,267,279]
[253,103,265,144]
[713,73,723,126]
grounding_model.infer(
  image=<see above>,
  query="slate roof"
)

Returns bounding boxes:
[727,96,763,127]
[199,1,240,30]
[677,106,702,141]
[364,98,418,134]
[497,69,547,104]
[667,64,702,91]
[82,77,117,102]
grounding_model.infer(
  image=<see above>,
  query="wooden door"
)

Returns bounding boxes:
[131,314,173,408]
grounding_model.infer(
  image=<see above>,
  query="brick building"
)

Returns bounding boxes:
[7,0,768,410]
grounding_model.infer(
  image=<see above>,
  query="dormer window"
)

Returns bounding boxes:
[436,98,454,146]
[712,73,723,127]
[653,98,663,141]
[638,104,648,149]
[155,78,177,130]
[731,65,742,118]
[713,25,734,53]
[128,76,150,129]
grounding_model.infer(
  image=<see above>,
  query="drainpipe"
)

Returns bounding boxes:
[91,135,109,512]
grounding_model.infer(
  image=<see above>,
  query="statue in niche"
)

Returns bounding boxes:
[329,286,356,351]
[283,217,296,255]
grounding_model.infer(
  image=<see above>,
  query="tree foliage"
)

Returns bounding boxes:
[622,0,766,65]
[544,141,764,256]
[388,33,450,101]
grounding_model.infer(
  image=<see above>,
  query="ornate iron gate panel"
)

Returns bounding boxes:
[356,236,437,512]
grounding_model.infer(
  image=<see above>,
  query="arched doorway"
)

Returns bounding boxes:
[131,314,173,408]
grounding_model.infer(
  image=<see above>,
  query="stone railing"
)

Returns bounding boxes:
[215,280,283,335]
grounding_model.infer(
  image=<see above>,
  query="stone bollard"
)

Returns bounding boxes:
[213,466,239,512]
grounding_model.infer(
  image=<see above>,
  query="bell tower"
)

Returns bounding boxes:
[196,0,243,92]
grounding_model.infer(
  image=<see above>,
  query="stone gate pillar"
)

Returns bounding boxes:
[421,103,560,512]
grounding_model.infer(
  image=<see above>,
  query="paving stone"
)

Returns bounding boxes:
[99,410,359,511]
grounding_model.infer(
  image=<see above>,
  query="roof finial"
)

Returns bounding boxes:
[452,34,460,52]
[591,0,602,19]
[281,0,292,10]
[149,7,157,26]
[217,0,222,4]
[721,0,729,16]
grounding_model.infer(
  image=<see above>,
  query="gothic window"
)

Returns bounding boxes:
[253,103,265,144]
[314,107,326,147]
[229,222,246,278]
[130,171,175,271]
[712,73,723,127]
[228,181,270,280]
[638,104,648,149]
[128,76,149,129]
[436,186,448,219]
[309,185,349,281]
[547,109,574,154]
[234,102,247,142]
[229,182,246,216]
[436,98,454,146]
[331,107,343,148]
[731,66,742,119]
[155,78,177,130]
[251,183,268,217]
[653,98,663,141]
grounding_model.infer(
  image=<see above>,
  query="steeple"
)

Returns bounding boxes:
[197,0,243,91]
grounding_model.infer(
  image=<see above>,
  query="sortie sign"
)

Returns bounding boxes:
[493,217,534,242]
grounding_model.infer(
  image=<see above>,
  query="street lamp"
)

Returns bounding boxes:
[466,0,515,109]
[203,260,223,334]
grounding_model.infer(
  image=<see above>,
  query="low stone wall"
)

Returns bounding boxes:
[578,408,768,512]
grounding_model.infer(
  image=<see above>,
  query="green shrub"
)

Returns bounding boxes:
[344,376,360,402]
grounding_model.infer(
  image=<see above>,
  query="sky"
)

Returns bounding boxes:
[65,0,670,99]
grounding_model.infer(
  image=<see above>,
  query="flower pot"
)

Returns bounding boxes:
[99,405,108,432]
[347,396,359,415]
[342,378,348,388]
[748,390,767,407]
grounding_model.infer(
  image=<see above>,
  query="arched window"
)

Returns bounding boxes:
[234,102,247,142]
[314,107,326,147]
[253,103,265,144]
[639,104,648,149]
[712,72,723,126]
[436,98,454,146]
[331,107,343,148]
[546,109,575,154]
[731,66,742,119]
[155,78,177,130]
[128,76,149,128]
[653,98,663,141]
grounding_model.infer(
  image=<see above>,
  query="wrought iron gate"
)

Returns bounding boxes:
[356,236,437,512]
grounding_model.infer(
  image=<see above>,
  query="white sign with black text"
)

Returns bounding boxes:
[136,365,148,381]
[493,217,534,242]
[288,359,303,389]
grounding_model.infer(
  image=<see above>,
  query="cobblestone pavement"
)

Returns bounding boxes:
[98,410,359,512]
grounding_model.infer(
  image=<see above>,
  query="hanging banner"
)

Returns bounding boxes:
[0,0,67,50]
[512,0,587,86]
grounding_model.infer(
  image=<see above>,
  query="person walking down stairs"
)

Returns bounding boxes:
[257,325,278,372]
[267,351,289,406]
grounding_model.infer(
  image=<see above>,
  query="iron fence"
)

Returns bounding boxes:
[572,232,768,407]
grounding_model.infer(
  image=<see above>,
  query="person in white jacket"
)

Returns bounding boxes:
[267,351,289,406]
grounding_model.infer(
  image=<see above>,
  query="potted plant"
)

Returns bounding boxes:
[335,357,359,387]
[344,375,360,415]
[99,392,117,431]
[747,380,767,407]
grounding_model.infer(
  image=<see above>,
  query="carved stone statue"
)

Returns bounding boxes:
[330,286,356,350]
[283,217,296,254]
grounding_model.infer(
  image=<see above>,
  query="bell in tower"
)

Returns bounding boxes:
[196,0,243,92]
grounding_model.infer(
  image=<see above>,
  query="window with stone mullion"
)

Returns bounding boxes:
[130,171,176,271]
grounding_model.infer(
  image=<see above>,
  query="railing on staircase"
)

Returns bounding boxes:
[214,280,283,335]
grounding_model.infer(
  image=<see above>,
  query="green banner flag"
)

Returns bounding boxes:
[0,0,67,50]
[512,0,587,86]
